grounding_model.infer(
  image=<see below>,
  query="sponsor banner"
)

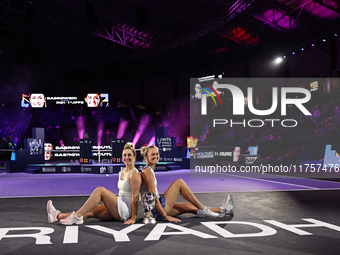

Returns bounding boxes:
[239,154,261,165]
[106,166,114,174]
[41,166,80,173]
[55,166,80,173]
[196,151,215,159]
[99,166,107,174]
[112,157,122,163]
[80,166,93,173]
[41,167,56,173]
[155,165,167,171]
[60,167,72,173]
[158,147,184,162]
[79,158,92,164]
[156,137,176,151]
[39,165,121,174]
[163,157,173,161]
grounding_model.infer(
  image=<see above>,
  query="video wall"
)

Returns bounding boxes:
[44,143,112,162]
[21,93,109,108]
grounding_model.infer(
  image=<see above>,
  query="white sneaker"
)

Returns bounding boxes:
[59,211,84,225]
[47,200,61,223]
[222,194,234,216]
[196,206,219,218]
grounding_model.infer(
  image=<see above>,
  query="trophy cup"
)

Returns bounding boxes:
[141,192,157,224]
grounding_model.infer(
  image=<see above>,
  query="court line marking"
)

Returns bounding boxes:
[170,169,340,187]
[200,172,320,190]
[169,169,340,185]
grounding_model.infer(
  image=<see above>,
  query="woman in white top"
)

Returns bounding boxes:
[140,145,234,222]
[47,143,141,225]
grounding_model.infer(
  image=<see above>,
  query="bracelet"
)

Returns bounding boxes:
[164,214,168,219]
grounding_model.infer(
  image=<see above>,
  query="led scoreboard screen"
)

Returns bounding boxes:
[21,93,109,108]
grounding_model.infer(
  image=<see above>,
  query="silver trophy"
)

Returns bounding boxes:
[141,192,157,224]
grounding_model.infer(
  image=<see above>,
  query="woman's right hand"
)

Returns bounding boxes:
[165,215,181,222]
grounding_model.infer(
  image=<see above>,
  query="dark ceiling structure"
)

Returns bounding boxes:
[0,0,340,77]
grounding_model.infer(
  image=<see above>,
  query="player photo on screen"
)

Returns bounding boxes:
[84,93,109,107]
[21,93,47,108]
[30,93,46,108]
[44,143,53,161]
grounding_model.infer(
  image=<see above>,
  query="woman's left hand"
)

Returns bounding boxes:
[124,218,136,225]
[165,215,181,222]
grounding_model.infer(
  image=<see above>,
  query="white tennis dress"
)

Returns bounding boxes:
[117,167,138,221]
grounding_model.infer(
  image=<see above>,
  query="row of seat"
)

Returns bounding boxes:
[0,108,32,141]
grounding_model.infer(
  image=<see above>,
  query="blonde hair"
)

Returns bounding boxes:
[123,142,136,156]
[140,145,158,162]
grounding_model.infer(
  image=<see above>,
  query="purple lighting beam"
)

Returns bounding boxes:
[117,119,129,139]
[132,114,151,146]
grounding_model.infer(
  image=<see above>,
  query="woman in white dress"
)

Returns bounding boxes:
[46,143,141,225]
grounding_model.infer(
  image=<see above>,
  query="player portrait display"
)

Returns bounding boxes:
[21,93,109,108]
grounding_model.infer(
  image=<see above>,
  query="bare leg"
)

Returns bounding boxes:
[82,204,115,220]
[58,212,73,220]
[58,204,115,220]
[163,179,205,215]
[59,187,121,221]
[168,202,196,215]
[76,187,121,220]
[209,207,222,213]
[168,203,222,215]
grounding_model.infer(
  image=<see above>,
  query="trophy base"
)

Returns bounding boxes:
[143,217,157,224]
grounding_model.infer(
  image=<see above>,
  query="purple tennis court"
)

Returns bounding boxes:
[1,167,340,255]
[1,169,340,198]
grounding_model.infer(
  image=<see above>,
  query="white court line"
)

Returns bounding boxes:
[169,169,340,184]
[221,172,320,190]
[175,169,323,190]
[0,173,6,176]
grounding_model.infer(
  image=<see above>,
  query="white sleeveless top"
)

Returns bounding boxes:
[118,167,138,202]
[140,165,160,198]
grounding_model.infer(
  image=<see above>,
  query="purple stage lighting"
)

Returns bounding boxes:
[148,136,155,146]
[76,116,85,140]
[59,140,65,150]
[117,119,129,139]
[132,114,151,146]
[97,121,104,147]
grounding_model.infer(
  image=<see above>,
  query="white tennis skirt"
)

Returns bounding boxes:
[117,196,132,221]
